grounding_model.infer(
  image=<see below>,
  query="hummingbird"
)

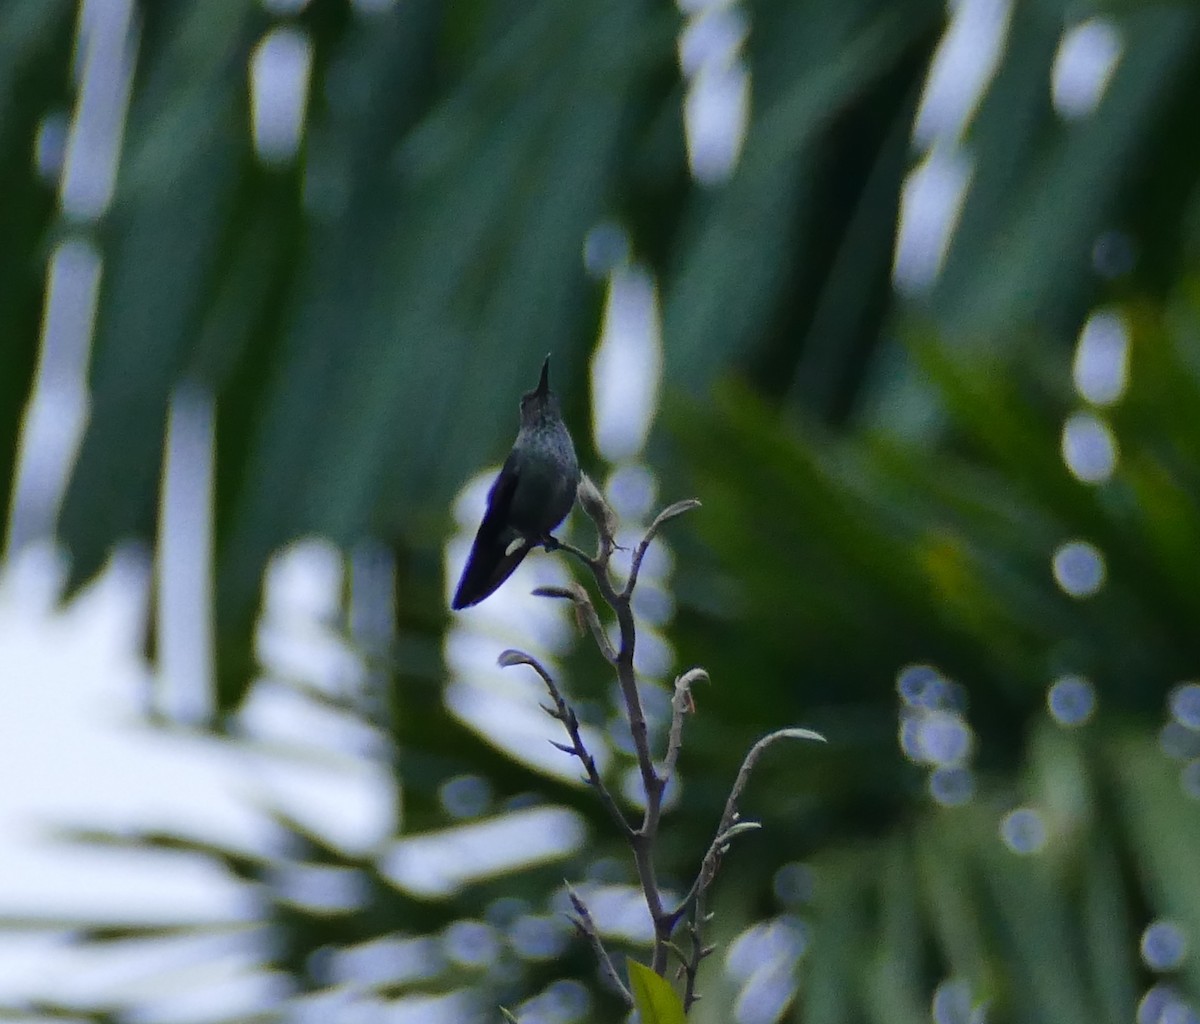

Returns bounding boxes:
[451,355,580,610]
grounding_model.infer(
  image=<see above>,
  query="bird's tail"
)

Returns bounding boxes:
[451,534,532,609]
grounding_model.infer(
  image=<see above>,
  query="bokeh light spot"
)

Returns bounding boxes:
[1160,722,1200,761]
[1182,760,1200,801]
[1137,985,1199,1024]
[510,914,569,961]
[1000,808,1047,855]
[1141,920,1188,972]
[443,920,500,969]
[1051,18,1122,120]
[1052,540,1106,597]
[438,774,492,820]
[1073,309,1129,406]
[1169,683,1200,730]
[1092,230,1135,279]
[583,221,629,278]
[605,463,657,521]
[932,978,980,1024]
[726,916,808,982]
[897,664,944,706]
[1047,675,1096,727]
[916,710,973,767]
[772,862,814,907]
[1061,411,1117,483]
[929,766,975,807]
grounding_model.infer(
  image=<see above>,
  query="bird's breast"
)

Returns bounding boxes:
[508,428,579,536]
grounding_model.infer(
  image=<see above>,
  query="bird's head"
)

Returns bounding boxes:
[520,355,560,426]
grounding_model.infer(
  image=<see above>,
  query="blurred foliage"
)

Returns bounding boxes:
[4,0,1200,1021]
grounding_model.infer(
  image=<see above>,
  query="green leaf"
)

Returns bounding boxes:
[627,959,687,1024]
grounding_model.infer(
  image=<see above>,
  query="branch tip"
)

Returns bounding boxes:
[531,584,578,601]
[651,498,702,527]
[497,648,535,669]
[577,473,619,543]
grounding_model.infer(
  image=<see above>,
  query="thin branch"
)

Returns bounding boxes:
[662,668,708,785]
[682,888,715,1011]
[671,730,821,1007]
[623,499,701,599]
[565,882,633,1007]
[531,583,616,663]
[550,538,603,573]
[714,728,825,839]
[669,727,825,929]
[497,649,632,838]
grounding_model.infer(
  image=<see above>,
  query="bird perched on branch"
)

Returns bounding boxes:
[452,356,580,609]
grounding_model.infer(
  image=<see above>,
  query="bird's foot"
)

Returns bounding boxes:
[541,534,561,552]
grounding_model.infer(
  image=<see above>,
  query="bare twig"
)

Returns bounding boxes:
[565,882,634,1006]
[714,728,825,838]
[670,728,824,927]
[551,538,604,572]
[681,891,716,1011]
[663,668,708,785]
[531,583,616,663]
[497,649,631,838]
[664,728,823,1008]
[623,499,701,599]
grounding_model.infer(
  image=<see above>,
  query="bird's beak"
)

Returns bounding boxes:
[536,355,551,397]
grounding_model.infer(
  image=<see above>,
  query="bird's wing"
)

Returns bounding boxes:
[451,454,528,610]
[477,451,520,542]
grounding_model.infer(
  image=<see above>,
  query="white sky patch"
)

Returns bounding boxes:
[60,0,137,220]
[897,0,1012,295]
[263,537,345,624]
[913,0,1013,146]
[250,26,313,166]
[379,807,586,898]
[678,5,749,78]
[255,537,371,705]
[238,677,388,760]
[240,746,397,857]
[590,266,663,462]
[15,930,273,1008]
[892,144,972,295]
[684,60,751,186]
[0,845,256,928]
[678,1,751,186]
[1052,18,1123,120]
[115,968,295,1023]
[6,238,100,553]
